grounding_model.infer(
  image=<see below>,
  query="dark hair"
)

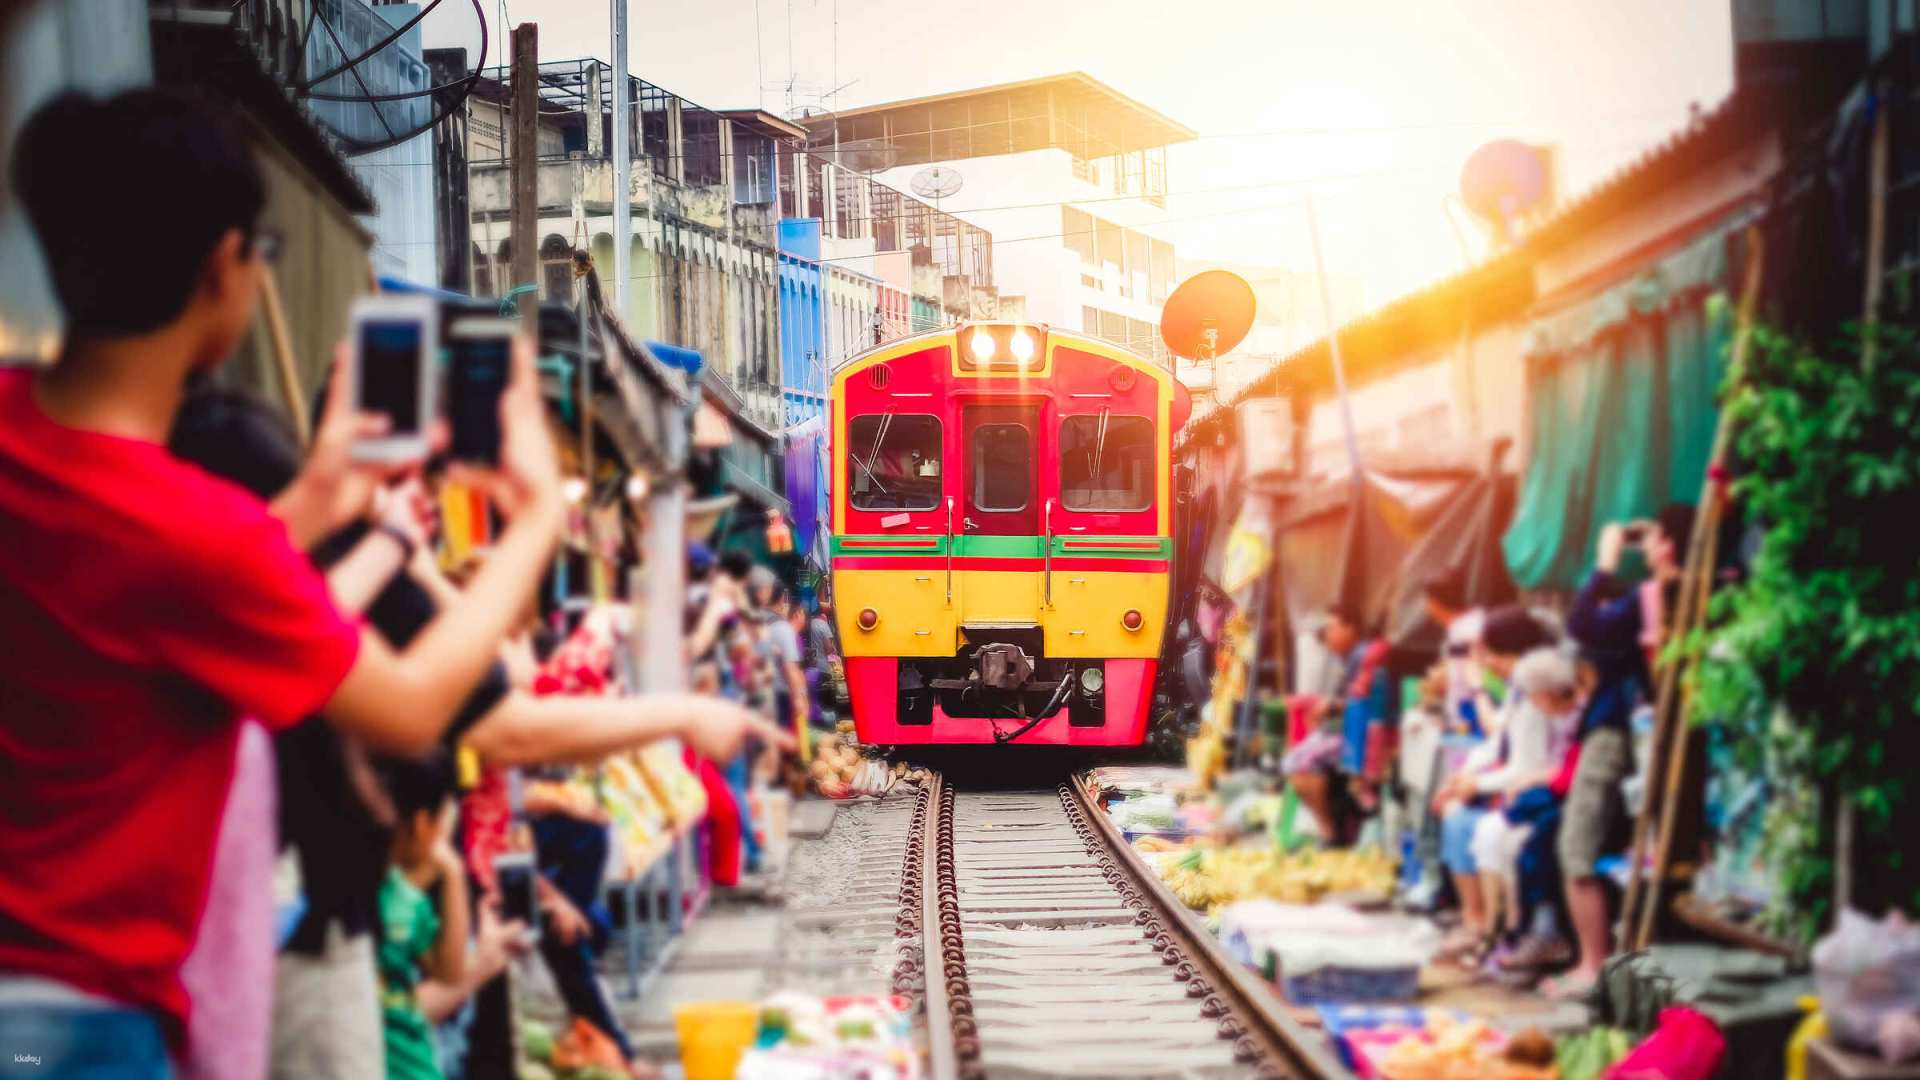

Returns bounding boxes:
[1421,568,1468,612]
[14,89,267,336]
[1656,502,1696,556]
[1481,604,1553,656]
[168,382,302,499]
[719,550,753,581]
[381,749,456,823]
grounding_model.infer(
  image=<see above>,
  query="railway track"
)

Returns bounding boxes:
[893,772,1348,1080]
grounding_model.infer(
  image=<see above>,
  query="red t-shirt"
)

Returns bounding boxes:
[0,367,361,1048]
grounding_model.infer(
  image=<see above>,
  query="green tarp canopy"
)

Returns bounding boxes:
[1502,224,1737,591]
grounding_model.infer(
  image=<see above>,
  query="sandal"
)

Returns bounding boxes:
[1499,934,1573,972]
[1540,971,1599,1001]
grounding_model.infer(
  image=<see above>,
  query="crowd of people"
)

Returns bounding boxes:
[1283,503,1695,1001]
[0,88,805,1080]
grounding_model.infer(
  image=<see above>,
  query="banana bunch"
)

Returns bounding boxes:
[1159,845,1399,910]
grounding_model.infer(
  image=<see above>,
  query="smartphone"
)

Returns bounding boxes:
[493,851,541,941]
[447,317,515,466]
[348,294,438,463]
[1621,523,1649,544]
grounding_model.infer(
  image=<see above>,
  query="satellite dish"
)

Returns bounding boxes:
[1460,140,1550,239]
[910,166,964,201]
[1160,271,1256,361]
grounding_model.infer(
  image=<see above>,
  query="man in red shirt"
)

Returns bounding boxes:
[0,90,564,1076]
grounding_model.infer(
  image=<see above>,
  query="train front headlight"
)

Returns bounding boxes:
[1008,331,1035,363]
[968,331,997,363]
[1079,666,1104,694]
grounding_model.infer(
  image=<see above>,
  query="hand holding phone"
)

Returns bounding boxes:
[447,317,515,466]
[492,851,541,943]
[347,295,439,464]
[445,334,561,524]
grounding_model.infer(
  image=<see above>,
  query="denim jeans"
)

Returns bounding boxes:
[532,814,633,1062]
[1440,803,1488,875]
[0,1003,173,1079]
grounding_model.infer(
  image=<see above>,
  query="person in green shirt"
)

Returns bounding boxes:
[377,752,469,1080]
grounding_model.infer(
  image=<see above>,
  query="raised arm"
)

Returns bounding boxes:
[464,689,793,767]
[321,337,565,757]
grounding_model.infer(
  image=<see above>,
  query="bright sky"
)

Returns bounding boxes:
[425,0,1732,313]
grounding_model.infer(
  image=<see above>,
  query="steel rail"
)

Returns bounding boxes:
[1062,774,1352,1079]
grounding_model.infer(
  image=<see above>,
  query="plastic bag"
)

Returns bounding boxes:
[1811,907,1920,1054]
[1604,1007,1725,1080]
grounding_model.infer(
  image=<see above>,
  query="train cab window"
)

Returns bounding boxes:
[1060,413,1154,512]
[848,413,942,511]
[970,423,1032,511]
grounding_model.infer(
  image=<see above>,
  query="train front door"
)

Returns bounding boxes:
[960,403,1040,537]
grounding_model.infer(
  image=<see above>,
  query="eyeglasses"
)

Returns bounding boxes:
[249,226,284,265]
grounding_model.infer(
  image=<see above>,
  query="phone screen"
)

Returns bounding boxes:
[494,854,540,938]
[359,319,423,435]
[450,333,510,464]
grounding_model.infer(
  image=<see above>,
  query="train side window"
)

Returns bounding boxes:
[1060,413,1154,512]
[848,413,943,511]
[970,423,1031,511]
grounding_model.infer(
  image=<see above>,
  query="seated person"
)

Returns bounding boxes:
[1283,606,1364,843]
[1469,648,1583,972]
[1432,605,1557,962]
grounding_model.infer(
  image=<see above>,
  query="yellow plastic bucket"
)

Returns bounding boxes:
[674,1000,759,1080]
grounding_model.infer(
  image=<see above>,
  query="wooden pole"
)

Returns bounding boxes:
[258,267,311,447]
[1619,226,1763,950]
[510,22,539,339]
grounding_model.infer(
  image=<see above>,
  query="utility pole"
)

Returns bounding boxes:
[610,0,631,320]
[510,22,539,338]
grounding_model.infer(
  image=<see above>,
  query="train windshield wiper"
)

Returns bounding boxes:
[855,411,896,498]
[1090,407,1110,491]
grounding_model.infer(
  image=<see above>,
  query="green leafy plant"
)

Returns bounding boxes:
[1687,319,1920,941]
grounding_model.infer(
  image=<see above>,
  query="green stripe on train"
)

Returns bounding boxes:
[831,535,1171,558]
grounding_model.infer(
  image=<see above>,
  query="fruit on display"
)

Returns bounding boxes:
[807,732,929,800]
[592,758,672,877]
[1371,1015,1555,1080]
[636,740,707,827]
[1160,844,1397,909]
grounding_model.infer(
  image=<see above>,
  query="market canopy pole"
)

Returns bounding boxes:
[1619,224,1764,952]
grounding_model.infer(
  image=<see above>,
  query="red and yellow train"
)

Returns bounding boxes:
[829,322,1192,747]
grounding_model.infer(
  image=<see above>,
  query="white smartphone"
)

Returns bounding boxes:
[347,294,439,463]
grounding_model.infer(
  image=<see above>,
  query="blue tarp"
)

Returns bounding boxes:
[646,340,704,375]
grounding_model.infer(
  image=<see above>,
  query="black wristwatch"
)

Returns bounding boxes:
[375,522,418,564]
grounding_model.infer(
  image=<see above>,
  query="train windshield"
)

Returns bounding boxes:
[848,413,943,511]
[1060,413,1154,512]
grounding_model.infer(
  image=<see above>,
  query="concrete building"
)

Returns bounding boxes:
[464,60,789,431]
[775,141,997,329]
[463,60,998,441]
[776,218,827,430]
[801,73,1196,365]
